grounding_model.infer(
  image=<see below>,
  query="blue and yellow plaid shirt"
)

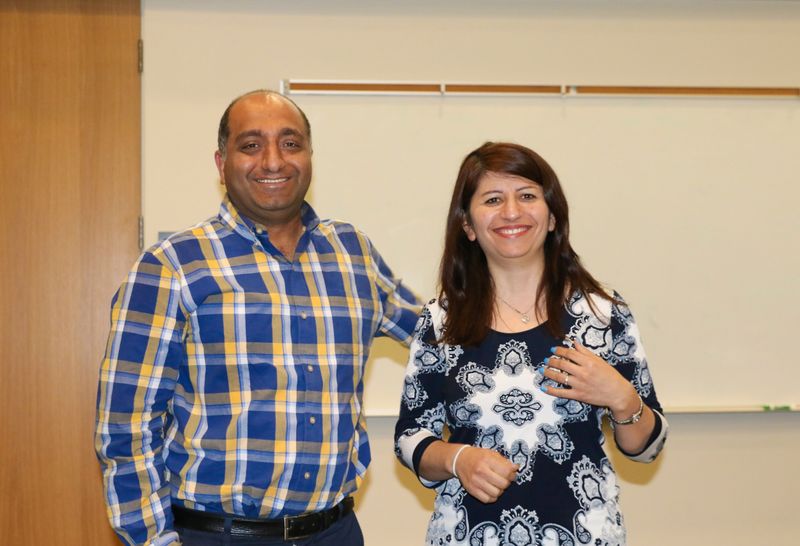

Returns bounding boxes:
[95,197,421,546]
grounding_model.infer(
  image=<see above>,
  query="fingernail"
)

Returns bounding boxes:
[539,385,548,392]
[537,366,545,374]
[549,347,557,354]
[543,357,550,365]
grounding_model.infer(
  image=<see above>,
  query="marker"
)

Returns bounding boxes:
[761,405,792,412]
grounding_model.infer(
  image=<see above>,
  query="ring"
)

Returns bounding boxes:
[563,372,569,385]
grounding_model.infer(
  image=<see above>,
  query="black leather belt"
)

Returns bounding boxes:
[172,497,354,540]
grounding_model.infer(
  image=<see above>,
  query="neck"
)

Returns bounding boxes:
[489,259,545,303]
[487,256,547,331]
[260,218,304,260]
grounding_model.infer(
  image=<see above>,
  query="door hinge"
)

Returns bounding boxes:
[138,39,144,74]
[138,216,144,250]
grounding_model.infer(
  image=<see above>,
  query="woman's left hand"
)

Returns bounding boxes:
[540,340,638,414]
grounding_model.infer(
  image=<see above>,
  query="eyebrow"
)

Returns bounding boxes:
[478,184,539,197]
[234,127,306,142]
[477,189,502,196]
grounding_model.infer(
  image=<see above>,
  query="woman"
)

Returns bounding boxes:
[395,142,668,546]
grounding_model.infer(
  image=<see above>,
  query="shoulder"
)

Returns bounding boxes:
[314,218,382,256]
[138,214,223,270]
[316,218,366,240]
[566,288,633,323]
[425,297,447,324]
[317,217,358,231]
[414,297,448,341]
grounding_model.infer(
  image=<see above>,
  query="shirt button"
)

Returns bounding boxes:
[309,416,316,424]
[306,365,314,373]
[304,472,311,479]
[300,311,308,319]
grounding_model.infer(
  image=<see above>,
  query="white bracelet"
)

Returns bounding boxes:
[451,445,470,479]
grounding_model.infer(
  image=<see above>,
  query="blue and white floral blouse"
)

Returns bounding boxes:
[395,291,668,546]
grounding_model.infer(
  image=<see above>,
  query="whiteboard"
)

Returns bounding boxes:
[286,93,800,414]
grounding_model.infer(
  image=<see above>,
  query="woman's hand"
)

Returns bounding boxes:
[541,341,656,454]
[540,341,638,415]
[453,446,518,504]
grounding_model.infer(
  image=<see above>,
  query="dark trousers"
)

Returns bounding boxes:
[176,511,365,546]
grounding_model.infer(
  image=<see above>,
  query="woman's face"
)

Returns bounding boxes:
[464,171,555,269]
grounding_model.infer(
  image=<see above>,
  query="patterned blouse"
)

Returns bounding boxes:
[395,291,668,546]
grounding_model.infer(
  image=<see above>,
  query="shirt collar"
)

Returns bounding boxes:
[218,195,321,240]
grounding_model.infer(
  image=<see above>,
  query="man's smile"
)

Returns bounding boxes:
[254,176,290,184]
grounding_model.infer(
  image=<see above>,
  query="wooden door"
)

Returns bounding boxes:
[0,1,141,543]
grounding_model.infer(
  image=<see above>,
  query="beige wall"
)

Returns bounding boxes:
[142,1,800,544]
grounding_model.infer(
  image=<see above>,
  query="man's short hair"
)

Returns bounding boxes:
[217,90,312,156]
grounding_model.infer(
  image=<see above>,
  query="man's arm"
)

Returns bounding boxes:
[94,252,185,546]
[365,238,422,345]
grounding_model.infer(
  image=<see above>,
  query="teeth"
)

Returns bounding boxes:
[255,177,289,184]
[498,227,527,235]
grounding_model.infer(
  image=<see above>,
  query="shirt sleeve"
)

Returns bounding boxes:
[394,302,450,488]
[365,237,423,347]
[608,292,669,463]
[94,250,185,546]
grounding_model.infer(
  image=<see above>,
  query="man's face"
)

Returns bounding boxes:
[215,93,313,228]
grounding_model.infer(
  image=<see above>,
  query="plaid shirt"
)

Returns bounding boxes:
[95,197,421,546]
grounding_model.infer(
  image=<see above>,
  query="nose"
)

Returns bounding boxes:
[260,142,285,172]
[500,199,521,220]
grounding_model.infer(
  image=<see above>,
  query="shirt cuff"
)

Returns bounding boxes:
[412,436,441,476]
[149,531,181,546]
[397,429,441,488]
[617,408,669,463]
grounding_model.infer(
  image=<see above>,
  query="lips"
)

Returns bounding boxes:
[493,225,530,237]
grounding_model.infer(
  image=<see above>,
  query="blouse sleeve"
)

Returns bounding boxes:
[394,300,450,488]
[608,292,669,463]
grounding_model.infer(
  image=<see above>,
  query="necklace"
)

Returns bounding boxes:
[497,295,536,324]
[495,309,514,332]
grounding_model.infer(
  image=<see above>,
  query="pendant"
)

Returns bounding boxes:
[520,314,530,324]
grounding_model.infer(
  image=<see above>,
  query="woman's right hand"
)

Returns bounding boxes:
[453,446,518,503]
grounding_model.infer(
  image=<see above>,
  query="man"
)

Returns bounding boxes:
[95,90,421,546]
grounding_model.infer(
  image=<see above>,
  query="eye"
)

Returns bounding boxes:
[520,192,537,201]
[485,196,501,205]
[240,142,259,152]
[282,138,305,150]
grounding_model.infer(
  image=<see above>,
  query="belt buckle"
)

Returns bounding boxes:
[284,513,309,541]
[283,514,292,541]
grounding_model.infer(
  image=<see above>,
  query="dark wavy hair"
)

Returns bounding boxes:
[438,141,613,346]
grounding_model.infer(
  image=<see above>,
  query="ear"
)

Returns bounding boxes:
[214,150,226,185]
[463,220,476,241]
[548,213,556,232]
